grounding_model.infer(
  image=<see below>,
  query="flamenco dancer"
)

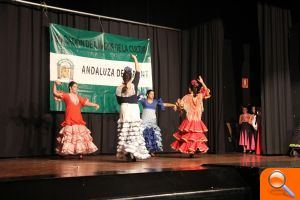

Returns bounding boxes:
[171,76,211,157]
[239,106,256,153]
[53,80,99,158]
[139,90,176,156]
[115,54,150,162]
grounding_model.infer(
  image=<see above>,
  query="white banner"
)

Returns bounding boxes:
[50,53,153,87]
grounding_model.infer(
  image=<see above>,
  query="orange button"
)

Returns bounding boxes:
[261,168,299,199]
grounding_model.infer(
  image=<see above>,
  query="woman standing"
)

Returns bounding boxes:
[140,90,176,156]
[115,55,150,162]
[171,76,211,157]
[53,80,99,158]
[239,106,255,153]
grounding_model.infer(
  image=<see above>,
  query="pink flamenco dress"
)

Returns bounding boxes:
[171,87,211,154]
[56,92,98,155]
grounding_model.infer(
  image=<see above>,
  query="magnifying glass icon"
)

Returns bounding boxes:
[268,170,295,198]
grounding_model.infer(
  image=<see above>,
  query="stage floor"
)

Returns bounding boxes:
[0,153,298,181]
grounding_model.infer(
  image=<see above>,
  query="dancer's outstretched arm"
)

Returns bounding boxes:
[198,75,211,99]
[53,80,63,99]
[176,98,184,109]
[163,102,177,111]
[85,100,100,110]
[131,54,141,89]
[163,103,176,107]
[131,54,141,72]
[198,75,207,89]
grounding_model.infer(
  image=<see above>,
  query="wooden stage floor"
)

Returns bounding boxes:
[0,153,299,181]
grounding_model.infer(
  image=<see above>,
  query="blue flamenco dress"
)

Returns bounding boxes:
[140,98,165,153]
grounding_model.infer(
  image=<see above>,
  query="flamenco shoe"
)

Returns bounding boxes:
[150,153,155,157]
[126,153,136,162]
[131,154,137,162]
[125,153,131,162]
[78,154,83,159]
[58,155,66,159]
[189,154,195,158]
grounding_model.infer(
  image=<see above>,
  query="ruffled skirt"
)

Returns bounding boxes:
[239,122,256,151]
[117,103,150,160]
[56,124,98,155]
[142,121,163,153]
[171,119,209,154]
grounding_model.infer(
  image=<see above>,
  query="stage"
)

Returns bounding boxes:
[0,153,299,199]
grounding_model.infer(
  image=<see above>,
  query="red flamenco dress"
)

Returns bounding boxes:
[56,92,98,155]
[171,87,210,154]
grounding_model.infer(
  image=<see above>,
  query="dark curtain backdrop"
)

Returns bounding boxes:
[289,24,300,128]
[181,20,225,153]
[0,2,225,157]
[258,3,293,155]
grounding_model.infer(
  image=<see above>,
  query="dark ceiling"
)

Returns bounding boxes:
[13,0,300,41]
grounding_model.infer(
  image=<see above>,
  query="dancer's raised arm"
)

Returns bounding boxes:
[53,80,63,99]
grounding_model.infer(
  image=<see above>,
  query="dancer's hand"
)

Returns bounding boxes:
[197,75,204,84]
[95,104,100,110]
[55,80,62,85]
[54,96,62,101]
[173,105,177,111]
[176,98,183,110]
[176,98,181,105]
[130,54,137,60]
[131,54,141,72]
